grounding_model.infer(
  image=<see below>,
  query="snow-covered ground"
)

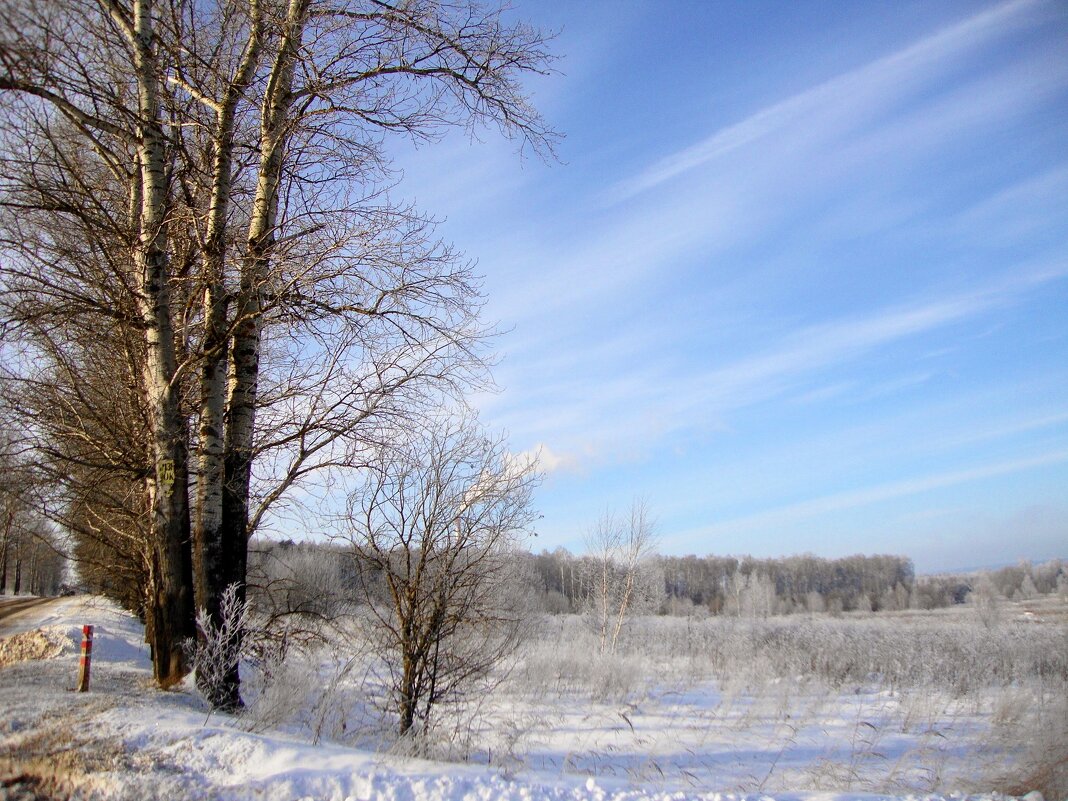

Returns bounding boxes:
[0,596,1061,801]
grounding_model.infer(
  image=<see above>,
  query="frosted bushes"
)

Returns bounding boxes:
[238,614,386,744]
[499,611,1066,792]
[246,541,351,623]
[512,617,650,703]
[984,688,1068,798]
[240,644,318,733]
[518,613,1068,698]
[760,618,1065,694]
[585,655,646,703]
[191,584,251,712]
[192,584,358,732]
[489,610,1068,789]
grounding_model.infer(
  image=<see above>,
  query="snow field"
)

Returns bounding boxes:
[1,596,1065,799]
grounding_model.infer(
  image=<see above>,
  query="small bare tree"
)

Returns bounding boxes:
[339,414,539,738]
[968,573,1003,629]
[585,499,660,654]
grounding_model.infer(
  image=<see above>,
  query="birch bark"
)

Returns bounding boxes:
[126,0,195,687]
[220,0,309,677]
[191,0,265,710]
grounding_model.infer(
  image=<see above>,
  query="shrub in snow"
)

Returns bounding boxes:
[191,583,250,712]
[967,575,1003,629]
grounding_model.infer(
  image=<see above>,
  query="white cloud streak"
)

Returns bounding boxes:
[492,261,1068,467]
[483,0,1063,336]
[610,0,1042,202]
[507,442,575,475]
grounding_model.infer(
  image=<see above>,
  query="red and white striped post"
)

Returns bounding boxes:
[77,625,93,692]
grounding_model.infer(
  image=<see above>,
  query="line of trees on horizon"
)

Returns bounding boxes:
[140,536,1067,624]
[0,433,66,597]
[520,549,1068,616]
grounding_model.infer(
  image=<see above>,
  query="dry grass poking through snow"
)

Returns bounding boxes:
[411,603,1068,795]
[0,716,129,801]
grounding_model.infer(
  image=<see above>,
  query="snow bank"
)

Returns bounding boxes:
[0,625,71,667]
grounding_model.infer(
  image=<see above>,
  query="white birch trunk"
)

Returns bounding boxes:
[222,0,309,588]
[194,0,265,710]
[129,0,195,688]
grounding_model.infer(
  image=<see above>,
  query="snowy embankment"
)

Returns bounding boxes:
[0,597,1053,801]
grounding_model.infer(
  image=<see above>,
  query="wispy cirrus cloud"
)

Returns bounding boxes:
[609,0,1043,203]
[489,261,1068,468]
[683,262,1066,402]
[482,0,1065,335]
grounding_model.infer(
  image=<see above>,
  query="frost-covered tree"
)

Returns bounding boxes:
[968,574,1002,629]
[339,414,539,738]
[585,500,661,654]
[738,572,778,618]
[1016,574,1038,601]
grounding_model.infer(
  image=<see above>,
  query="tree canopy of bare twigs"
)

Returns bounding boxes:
[0,0,558,705]
[337,414,540,738]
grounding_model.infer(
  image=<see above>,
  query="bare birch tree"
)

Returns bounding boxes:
[585,500,660,654]
[196,0,557,709]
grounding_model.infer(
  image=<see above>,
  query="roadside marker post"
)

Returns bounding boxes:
[77,625,93,692]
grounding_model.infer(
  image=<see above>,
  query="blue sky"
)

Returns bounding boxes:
[388,0,1068,573]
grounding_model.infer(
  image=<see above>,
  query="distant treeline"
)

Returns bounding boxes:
[524,550,1067,616]
[521,551,1063,619]
[237,538,1068,621]
[526,551,910,615]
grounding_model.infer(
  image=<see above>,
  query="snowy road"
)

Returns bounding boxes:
[0,596,66,633]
